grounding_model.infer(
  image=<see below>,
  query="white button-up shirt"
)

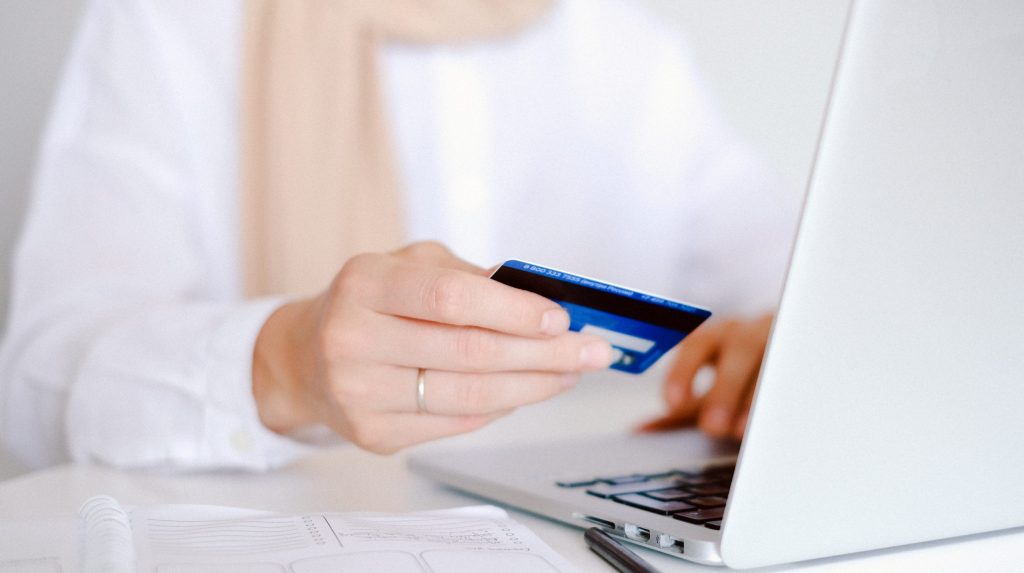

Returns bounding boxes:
[0,0,798,471]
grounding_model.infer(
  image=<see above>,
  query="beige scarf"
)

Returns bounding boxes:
[241,0,551,297]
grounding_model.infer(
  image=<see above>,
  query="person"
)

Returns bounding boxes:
[0,0,797,471]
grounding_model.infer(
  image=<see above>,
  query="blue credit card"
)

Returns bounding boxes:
[491,260,712,374]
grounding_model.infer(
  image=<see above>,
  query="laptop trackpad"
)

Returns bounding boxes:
[412,429,738,487]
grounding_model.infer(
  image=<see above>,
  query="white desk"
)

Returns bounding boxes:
[1,372,1021,571]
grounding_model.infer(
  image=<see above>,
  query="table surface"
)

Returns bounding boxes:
[2,369,1022,571]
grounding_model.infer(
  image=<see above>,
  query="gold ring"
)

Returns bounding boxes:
[416,368,428,414]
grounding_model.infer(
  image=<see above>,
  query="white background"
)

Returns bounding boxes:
[0,0,847,477]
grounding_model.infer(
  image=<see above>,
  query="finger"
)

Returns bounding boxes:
[662,325,722,413]
[350,312,613,373]
[345,411,509,454]
[345,256,571,338]
[698,339,765,439]
[393,241,485,275]
[635,411,699,432]
[371,366,578,416]
[636,325,722,433]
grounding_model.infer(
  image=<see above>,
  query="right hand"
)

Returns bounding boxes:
[252,242,614,453]
[637,314,773,440]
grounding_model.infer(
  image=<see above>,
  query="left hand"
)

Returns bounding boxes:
[638,314,773,440]
[252,241,612,454]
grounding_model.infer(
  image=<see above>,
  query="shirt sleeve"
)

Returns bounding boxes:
[0,0,315,470]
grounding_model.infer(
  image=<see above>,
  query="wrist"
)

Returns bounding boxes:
[252,298,321,434]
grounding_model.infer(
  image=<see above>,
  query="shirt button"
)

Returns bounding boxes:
[230,428,253,453]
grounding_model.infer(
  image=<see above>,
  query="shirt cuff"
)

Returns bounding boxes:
[202,297,322,470]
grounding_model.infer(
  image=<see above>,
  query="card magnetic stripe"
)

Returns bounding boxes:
[490,263,710,333]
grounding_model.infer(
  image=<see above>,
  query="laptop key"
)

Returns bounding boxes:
[613,493,698,515]
[643,488,694,501]
[664,468,700,478]
[601,474,650,485]
[674,507,726,524]
[686,496,728,508]
[674,474,727,486]
[685,484,731,496]
[637,470,682,480]
[704,520,723,531]
[585,476,684,498]
[555,477,598,488]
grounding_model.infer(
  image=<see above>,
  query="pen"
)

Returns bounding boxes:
[584,527,662,573]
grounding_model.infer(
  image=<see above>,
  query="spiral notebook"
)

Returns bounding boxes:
[0,496,580,573]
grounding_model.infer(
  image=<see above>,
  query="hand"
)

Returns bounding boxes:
[252,241,614,453]
[639,314,773,440]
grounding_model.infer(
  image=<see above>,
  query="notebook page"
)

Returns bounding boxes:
[0,496,132,572]
[0,517,74,572]
[130,504,580,573]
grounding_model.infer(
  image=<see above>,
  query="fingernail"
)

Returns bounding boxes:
[560,374,580,389]
[702,407,732,435]
[541,308,570,335]
[579,341,613,369]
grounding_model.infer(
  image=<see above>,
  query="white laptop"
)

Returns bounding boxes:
[409,0,1024,567]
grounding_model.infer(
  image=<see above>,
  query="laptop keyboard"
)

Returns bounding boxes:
[556,464,734,531]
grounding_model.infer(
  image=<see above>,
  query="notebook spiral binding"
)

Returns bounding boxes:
[79,495,136,573]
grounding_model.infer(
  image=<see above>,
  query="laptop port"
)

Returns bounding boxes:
[579,515,615,529]
[624,524,651,542]
[655,534,685,553]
